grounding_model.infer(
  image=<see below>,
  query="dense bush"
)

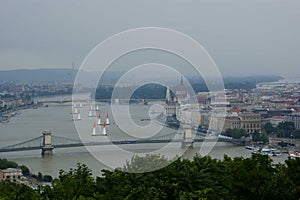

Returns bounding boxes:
[1,155,299,199]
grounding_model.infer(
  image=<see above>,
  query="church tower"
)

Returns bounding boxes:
[166,86,171,103]
[175,77,188,103]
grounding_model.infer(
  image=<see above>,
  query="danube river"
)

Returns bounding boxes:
[0,98,288,177]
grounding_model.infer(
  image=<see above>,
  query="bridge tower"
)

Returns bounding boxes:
[42,130,54,156]
[182,125,193,149]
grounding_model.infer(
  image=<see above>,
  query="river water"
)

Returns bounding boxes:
[0,97,288,177]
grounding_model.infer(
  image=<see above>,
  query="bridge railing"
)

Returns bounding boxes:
[0,136,44,151]
[0,132,246,153]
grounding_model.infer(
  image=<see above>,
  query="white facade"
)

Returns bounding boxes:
[0,168,23,181]
[287,113,300,129]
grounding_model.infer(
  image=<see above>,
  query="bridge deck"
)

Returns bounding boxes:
[0,136,245,153]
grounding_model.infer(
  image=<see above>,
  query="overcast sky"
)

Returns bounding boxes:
[0,0,299,77]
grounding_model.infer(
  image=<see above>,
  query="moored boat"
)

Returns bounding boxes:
[289,151,300,159]
[251,148,281,156]
[246,145,260,151]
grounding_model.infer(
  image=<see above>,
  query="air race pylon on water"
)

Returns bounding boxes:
[97,113,101,125]
[77,110,81,120]
[92,122,96,136]
[102,121,107,135]
[106,113,110,125]
[88,108,92,117]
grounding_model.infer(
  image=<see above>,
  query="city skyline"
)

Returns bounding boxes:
[1,1,300,198]
[0,0,299,77]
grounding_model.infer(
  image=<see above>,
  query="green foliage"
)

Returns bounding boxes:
[123,154,172,173]
[2,155,300,199]
[225,81,256,90]
[260,131,269,143]
[263,122,275,134]
[40,163,96,199]
[294,130,300,139]
[224,128,249,139]
[252,130,269,144]
[34,172,53,182]
[0,158,31,179]
[95,84,172,100]
[19,165,30,176]
[225,154,275,199]
[43,175,53,182]
[0,181,17,199]
[94,77,266,100]
[37,172,43,181]
[0,181,38,200]
[276,121,295,138]
[96,155,231,199]
[0,158,18,169]
[0,93,16,98]
[284,158,300,197]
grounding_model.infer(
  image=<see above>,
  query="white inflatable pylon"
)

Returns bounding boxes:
[77,110,81,120]
[97,113,101,125]
[106,113,110,125]
[102,121,107,135]
[92,122,96,135]
[88,108,92,117]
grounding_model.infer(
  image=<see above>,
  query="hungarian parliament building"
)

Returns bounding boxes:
[164,78,263,134]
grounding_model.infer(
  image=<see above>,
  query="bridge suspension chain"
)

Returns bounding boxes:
[0,135,44,152]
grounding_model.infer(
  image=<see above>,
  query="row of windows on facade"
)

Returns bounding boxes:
[231,122,260,128]
[2,175,21,179]
[0,168,22,181]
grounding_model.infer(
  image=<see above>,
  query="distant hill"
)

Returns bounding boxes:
[0,68,127,83]
[0,69,283,86]
[223,75,284,84]
[94,75,284,99]
[0,69,77,82]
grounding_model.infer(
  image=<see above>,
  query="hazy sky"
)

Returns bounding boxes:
[0,0,299,77]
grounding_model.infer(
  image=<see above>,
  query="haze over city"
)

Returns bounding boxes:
[0,0,299,77]
[1,1,300,199]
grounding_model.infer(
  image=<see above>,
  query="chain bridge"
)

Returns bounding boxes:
[0,130,245,156]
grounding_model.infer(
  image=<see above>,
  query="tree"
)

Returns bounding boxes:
[0,159,18,169]
[260,131,269,144]
[122,154,172,173]
[252,130,269,144]
[0,181,38,200]
[2,155,300,199]
[43,175,53,182]
[223,128,249,139]
[224,154,299,199]
[15,184,39,200]
[252,130,260,142]
[294,130,300,139]
[37,172,43,181]
[263,122,275,134]
[284,158,300,197]
[231,129,248,139]
[48,163,95,199]
[19,165,30,176]
[276,121,295,138]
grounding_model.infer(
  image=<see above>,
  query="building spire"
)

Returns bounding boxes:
[180,76,183,84]
[166,86,171,102]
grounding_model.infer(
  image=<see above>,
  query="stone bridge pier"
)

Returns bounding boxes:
[181,125,193,149]
[42,130,54,156]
